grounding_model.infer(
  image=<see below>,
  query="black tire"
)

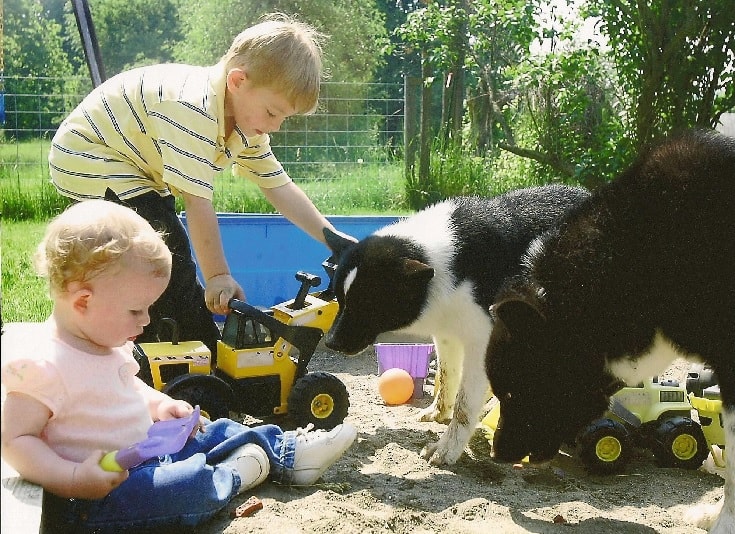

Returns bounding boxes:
[650,416,709,469]
[165,381,231,421]
[288,372,349,429]
[577,418,632,475]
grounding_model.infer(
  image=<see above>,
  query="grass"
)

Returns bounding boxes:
[1,139,408,220]
[1,150,410,322]
[2,139,572,323]
[1,220,53,323]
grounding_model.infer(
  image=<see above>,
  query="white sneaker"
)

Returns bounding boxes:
[288,423,357,486]
[223,443,270,494]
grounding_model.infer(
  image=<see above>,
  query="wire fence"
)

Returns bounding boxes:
[0,76,405,179]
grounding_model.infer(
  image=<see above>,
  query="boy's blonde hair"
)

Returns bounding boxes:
[220,13,325,114]
[35,200,172,296]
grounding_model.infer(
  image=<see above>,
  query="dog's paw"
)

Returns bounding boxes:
[417,404,452,423]
[420,437,462,466]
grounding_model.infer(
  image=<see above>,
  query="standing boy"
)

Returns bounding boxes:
[49,13,354,352]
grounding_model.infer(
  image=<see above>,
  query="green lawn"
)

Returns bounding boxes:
[2,220,53,323]
[1,160,411,322]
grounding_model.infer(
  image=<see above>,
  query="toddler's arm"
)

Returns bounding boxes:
[134,377,204,431]
[1,392,127,499]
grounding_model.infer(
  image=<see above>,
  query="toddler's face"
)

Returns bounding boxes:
[226,69,296,137]
[79,257,170,349]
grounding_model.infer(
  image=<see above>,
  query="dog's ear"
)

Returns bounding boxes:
[324,227,358,254]
[401,258,434,282]
[490,297,544,338]
[104,187,123,203]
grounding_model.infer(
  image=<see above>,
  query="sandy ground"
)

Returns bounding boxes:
[202,347,724,534]
[2,329,725,534]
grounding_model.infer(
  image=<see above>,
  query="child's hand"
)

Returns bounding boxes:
[205,273,245,315]
[73,451,129,500]
[157,397,195,420]
[156,398,205,434]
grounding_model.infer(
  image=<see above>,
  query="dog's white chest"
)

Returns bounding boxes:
[606,331,691,385]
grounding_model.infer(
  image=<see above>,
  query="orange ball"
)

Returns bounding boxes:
[378,368,414,405]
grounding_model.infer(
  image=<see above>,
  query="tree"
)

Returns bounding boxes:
[175,0,387,83]
[465,0,539,155]
[503,45,627,185]
[3,0,77,139]
[396,0,734,193]
[75,0,185,76]
[587,0,735,148]
[397,1,472,143]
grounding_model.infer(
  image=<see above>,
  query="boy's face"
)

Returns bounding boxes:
[226,69,296,137]
[75,256,170,349]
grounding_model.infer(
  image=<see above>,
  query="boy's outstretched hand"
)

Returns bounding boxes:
[205,273,245,315]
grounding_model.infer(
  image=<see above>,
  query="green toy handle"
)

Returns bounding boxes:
[100,450,124,472]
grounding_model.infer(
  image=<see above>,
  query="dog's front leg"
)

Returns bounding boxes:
[421,333,492,465]
[417,336,462,423]
[686,405,734,533]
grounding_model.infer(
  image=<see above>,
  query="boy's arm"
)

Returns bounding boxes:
[1,392,126,498]
[260,182,356,247]
[181,191,245,314]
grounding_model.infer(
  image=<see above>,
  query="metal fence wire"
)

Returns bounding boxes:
[1,76,405,177]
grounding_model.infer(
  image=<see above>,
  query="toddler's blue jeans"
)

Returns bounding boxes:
[40,418,301,533]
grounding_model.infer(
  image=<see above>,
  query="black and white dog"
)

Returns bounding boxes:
[323,185,589,465]
[486,130,734,532]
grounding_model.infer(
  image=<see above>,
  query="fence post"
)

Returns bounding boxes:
[419,54,433,192]
[404,76,420,181]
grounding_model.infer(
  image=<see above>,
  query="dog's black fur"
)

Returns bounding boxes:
[324,185,589,465]
[485,129,734,531]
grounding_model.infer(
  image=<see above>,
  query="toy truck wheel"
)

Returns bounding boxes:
[165,379,232,421]
[288,372,349,430]
[576,418,632,474]
[650,416,709,469]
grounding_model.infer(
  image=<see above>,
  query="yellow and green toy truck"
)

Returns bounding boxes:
[482,375,714,474]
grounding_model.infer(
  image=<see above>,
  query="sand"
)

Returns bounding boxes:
[2,328,725,534]
[205,348,724,534]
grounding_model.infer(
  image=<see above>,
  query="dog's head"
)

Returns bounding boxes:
[323,228,434,354]
[486,288,611,464]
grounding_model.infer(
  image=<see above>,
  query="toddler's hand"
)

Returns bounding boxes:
[156,398,205,434]
[73,451,129,500]
[205,274,245,315]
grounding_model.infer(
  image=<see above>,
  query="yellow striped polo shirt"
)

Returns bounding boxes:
[48,63,291,201]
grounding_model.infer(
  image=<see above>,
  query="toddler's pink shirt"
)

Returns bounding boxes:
[1,321,153,463]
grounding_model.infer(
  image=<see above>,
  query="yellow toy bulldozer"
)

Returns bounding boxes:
[134,263,348,429]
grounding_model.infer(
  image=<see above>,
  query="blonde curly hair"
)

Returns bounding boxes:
[34,200,171,296]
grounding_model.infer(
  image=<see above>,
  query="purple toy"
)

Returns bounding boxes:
[100,406,201,471]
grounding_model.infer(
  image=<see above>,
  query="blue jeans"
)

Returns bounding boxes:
[40,418,303,533]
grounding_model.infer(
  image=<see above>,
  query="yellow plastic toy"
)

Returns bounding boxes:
[134,265,348,429]
[689,392,727,468]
